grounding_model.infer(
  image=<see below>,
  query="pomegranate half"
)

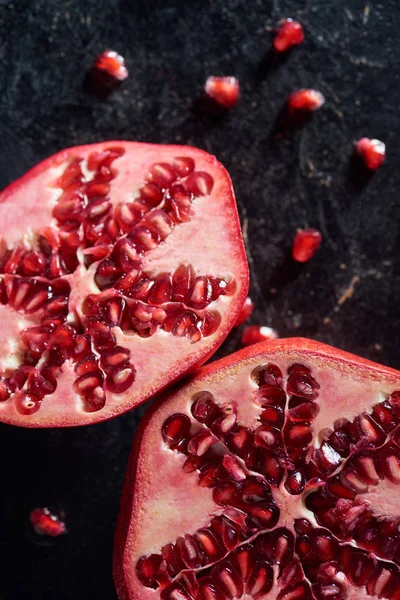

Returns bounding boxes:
[0,141,248,427]
[114,338,400,600]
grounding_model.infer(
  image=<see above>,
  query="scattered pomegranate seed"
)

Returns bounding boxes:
[288,89,325,112]
[30,508,66,537]
[356,138,386,170]
[93,50,128,81]
[292,228,322,263]
[204,76,240,109]
[273,19,304,52]
[241,325,278,347]
[234,297,255,327]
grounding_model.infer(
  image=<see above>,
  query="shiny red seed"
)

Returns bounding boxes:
[30,508,66,537]
[274,18,304,52]
[356,138,386,170]
[241,325,278,346]
[234,297,255,327]
[172,157,195,177]
[204,76,240,109]
[292,228,322,262]
[93,50,128,81]
[14,392,41,415]
[162,413,191,447]
[288,89,325,112]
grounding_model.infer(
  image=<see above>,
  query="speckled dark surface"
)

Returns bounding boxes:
[0,1,399,598]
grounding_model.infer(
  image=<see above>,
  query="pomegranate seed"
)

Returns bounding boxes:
[292,228,322,262]
[0,377,11,402]
[30,508,66,537]
[204,76,240,109]
[162,413,191,448]
[288,89,325,112]
[356,137,386,170]
[14,392,42,415]
[241,325,278,346]
[136,554,162,589]
[172,157,195,177]
[274,18,305,52]
[93,50,128,81]
[234,297,255,327]
[191,392,220,425]
[185,172,214,196]
[21,251,46,276]
[105,365,136,394]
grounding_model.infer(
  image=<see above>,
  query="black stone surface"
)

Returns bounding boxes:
[0,1,399,598]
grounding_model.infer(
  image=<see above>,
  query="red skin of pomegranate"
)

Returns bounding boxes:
[0,142,248,427]
[114,338,400,600]
[233,296,254,327]
[273,19,305,53]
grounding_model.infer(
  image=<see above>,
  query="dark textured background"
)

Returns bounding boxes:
[0,1,399,598]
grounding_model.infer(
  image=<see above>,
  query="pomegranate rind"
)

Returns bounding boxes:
[0,141,249,427]
[114,338,400,600]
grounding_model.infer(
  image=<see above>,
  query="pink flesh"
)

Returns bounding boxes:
[116,340,400,600]
[0,142,248,426]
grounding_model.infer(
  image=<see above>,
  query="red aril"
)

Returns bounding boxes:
[93,50,128,81]
[0,141,248,426]
[241,325,278,346]
[288,89,325,112]
[234,296,254,327]
[292,228,322,263]
[114,339,400,600]
[204,77,240,109]
[30,507,66,537]
[356,138,386,171]
[273,18,305,53]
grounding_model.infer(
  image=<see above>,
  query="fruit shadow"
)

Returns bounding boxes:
[346,154,374,193]
[262,250,305,292]
[269,103,314,139]
[191,92,234,121]
[82,68,124,100]
[253,49,292,84]
[0,411,140,596]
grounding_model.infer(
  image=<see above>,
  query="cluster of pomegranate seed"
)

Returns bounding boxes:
[30,507,66,537]
[0,150,236,414]
[204,76,240,109]
[292,228,322,263]
[92,50,128,81]
[135,363,400,598]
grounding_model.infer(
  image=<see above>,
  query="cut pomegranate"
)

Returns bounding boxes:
[0,141,248,426]
[356,138,386,171]
[241,325,278,346]
[288,89,325,112]
[273,19,305,53]
[30,507,66,537]
[93,50,128,81]
[204,77,240,109]
[292,228,322,263]
[234,297,255,327]
[114,338,400,600]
